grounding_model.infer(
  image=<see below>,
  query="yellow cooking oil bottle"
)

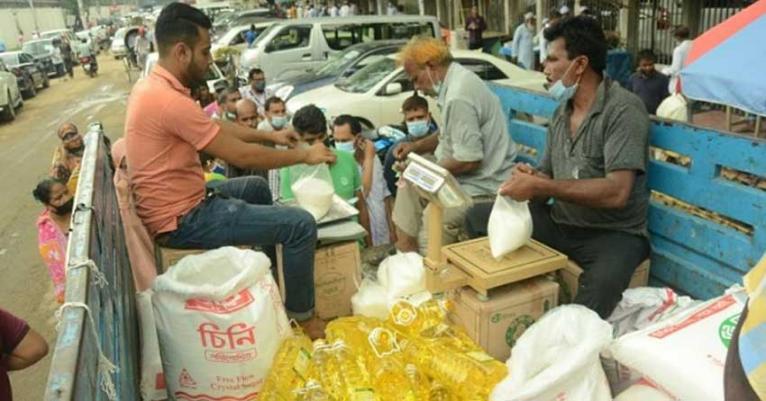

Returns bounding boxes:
[260,331,314,401]
[332,340,379,401]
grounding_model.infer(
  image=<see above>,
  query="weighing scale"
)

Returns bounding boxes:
[402,154,567,299]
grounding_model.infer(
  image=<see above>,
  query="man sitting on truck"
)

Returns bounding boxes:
[124,3,335,339]
[464,16,651,319]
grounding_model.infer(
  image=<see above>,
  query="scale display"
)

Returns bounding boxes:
[402,153,472,209]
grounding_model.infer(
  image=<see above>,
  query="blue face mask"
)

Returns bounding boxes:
[212,162,226,175]
[335,141,355,153]
[547,60,581,103]
[271,115,288,129]
[406,119,430,138]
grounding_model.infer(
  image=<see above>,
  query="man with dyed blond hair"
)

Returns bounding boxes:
[392,37,517,254]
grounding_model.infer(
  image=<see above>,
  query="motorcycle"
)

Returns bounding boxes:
[79,55,97,78]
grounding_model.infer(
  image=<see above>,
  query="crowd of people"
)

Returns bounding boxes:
[502,7,692,122]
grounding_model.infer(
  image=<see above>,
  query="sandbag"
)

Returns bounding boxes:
[487,195,532,259]
[152,247,290,401]
[608,287,699,338]
[491,305,613,401]
[289,163,334,220]
[609,290,746,401]
[136,290,167,401]
[603,287,699,394]
[351,277,389,320]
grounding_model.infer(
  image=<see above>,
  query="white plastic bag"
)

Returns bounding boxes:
[376,252,426,306]
[609,290,745,401]
[487,195,533,259]
[351,277,389,320]
[491,305,613,401]
[289,163,334,220]
[152,247,290,401]
[136,290,167,401]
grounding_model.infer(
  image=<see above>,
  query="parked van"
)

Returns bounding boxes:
[238,15,439,81]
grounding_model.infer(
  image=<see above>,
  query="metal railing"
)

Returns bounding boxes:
[45,123,140,401]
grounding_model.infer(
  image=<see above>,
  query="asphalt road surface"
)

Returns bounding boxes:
[0,55,132,401]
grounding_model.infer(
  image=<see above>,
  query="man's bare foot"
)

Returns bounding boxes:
[298,315,326,340]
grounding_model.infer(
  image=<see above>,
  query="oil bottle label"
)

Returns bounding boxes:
[353,388,377,401]
[293,348,312,378]
[466,351,494,363]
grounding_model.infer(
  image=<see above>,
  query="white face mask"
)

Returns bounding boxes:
[270,115,288,129]
[334,141,354,153]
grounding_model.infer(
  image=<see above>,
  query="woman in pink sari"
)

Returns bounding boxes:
[33,177,73,303]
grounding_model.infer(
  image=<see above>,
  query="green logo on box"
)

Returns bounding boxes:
[505,315,535,348]
[719,313,740,348]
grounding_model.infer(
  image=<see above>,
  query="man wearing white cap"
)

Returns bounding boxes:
[560,5,570,16]
[513,12,537,70]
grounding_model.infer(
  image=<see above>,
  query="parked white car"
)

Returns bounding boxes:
[239,15,439,82]
[286,50,547,128]
[110,27,131,58]
[0,60,23,121]
[211,22,275,57]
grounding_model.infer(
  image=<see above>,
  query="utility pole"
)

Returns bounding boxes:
[27,0,39,33]
[76,0,87,29]
[625,0,639,55]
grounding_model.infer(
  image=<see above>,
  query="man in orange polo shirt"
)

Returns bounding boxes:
[124,3,335,338]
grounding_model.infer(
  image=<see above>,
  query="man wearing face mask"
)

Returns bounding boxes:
[207,86,241,121]
[257,96,291,199]
[394,37,517,254]
[333,114,392,246]
[257,96,291,132]
[240,68,272,116]
[464,16,650,319]
[125,3,335,339]
[383,94,440,197]
[50,122,84,194]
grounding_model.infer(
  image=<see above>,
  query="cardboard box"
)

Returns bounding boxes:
[451,277,559,361]
[559,259,651,304]
[156,246,251,273]
[155,247,206,273]
[313,241,361,320]
[441,237,567,296]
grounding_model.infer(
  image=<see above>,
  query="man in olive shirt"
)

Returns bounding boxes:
[465,16,650,318]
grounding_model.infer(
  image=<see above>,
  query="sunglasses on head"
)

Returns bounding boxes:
[60,131,78,141]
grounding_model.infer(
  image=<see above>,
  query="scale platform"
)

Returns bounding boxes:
[432,237,567,297]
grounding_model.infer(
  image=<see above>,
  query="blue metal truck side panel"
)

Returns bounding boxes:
[489,82,766,299]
